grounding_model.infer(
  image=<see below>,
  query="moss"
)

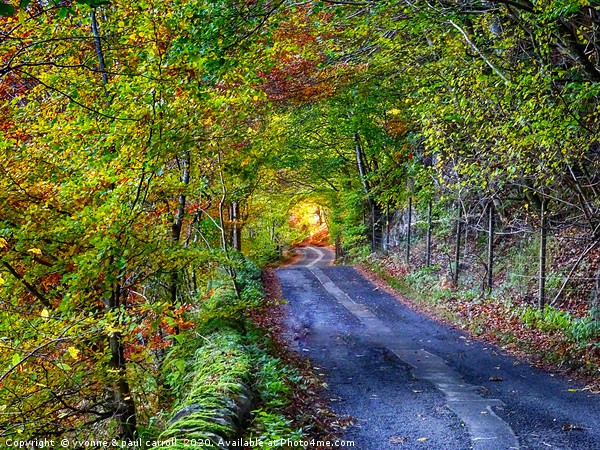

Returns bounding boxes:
[159,414,230,438]
[154,258,306,448]
[154,329,254,449]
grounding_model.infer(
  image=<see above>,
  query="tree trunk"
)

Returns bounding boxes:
[354,132,370,196]
[217,152,242,302]
[453,205,462,285]
[426,201,432,266]
[487,201,495,292]
[406,197,412,265]
[108,286,137,440]
[538,199,548,309]
[385,203,390,250]
[231,201,241,252]
[92,11,137,438]
[353,132,382,251]
[335,236,343,261]
[371,202,383,252]
[170,151,190,305]
[90,9,109,86]
[593,266,600,319]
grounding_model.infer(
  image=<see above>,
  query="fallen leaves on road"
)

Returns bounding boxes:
[389,436,408,444]
[355,262,600,393]
[249,268,347,447]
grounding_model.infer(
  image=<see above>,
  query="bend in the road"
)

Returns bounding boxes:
[297,245,335,267]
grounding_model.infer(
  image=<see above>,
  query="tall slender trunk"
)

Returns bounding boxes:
[231,201,241,252]
[487,201,495,292]
[538,199,548,309]
[170,152,190,304]
[354,133,370,196]
[453,204,462,285]
[353,132,382,251]
[92,11,137,438]
[426,201,432,266]
[108,285,137,440]
[217,152,242,301]
[593,266,600,319]
[385,203,390,250]
[91,9,109,86]
[371,202,377,251]
[406,197,412,265]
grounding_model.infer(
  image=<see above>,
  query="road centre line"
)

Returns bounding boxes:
[308,266,520,450]
[305,246,325,267]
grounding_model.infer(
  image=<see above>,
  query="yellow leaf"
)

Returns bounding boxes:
[67,346,80,360]
[105,324,123,336]
[27,248,42,256]
[0,238,7,248]
[417,437,429,442]
[0,276,4,286]
[41,308,49,319]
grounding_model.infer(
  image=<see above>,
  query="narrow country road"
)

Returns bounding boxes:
[277,246,600,450]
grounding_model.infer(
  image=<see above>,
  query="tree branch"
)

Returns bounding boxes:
[2,261,51,308]
[449,20,510,85]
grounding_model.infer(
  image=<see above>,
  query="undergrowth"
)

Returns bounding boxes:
[152,257,306,449]
[363,253,600,383]
[518,305,600,344]
[246,350,304,445]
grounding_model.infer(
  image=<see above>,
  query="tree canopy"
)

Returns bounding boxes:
[2,0,600,441]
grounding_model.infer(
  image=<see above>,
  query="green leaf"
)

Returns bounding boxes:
[174,359,185,373]
[56,362,72,371]
[75,0,111,6]
[0,2,15,17]
[19,0,29,7]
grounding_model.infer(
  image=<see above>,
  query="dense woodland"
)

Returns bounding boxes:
[1,0,600,444]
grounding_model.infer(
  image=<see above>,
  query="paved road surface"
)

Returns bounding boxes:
[277,246,600,450]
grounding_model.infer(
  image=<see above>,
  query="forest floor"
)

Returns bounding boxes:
[270,246,600,450]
